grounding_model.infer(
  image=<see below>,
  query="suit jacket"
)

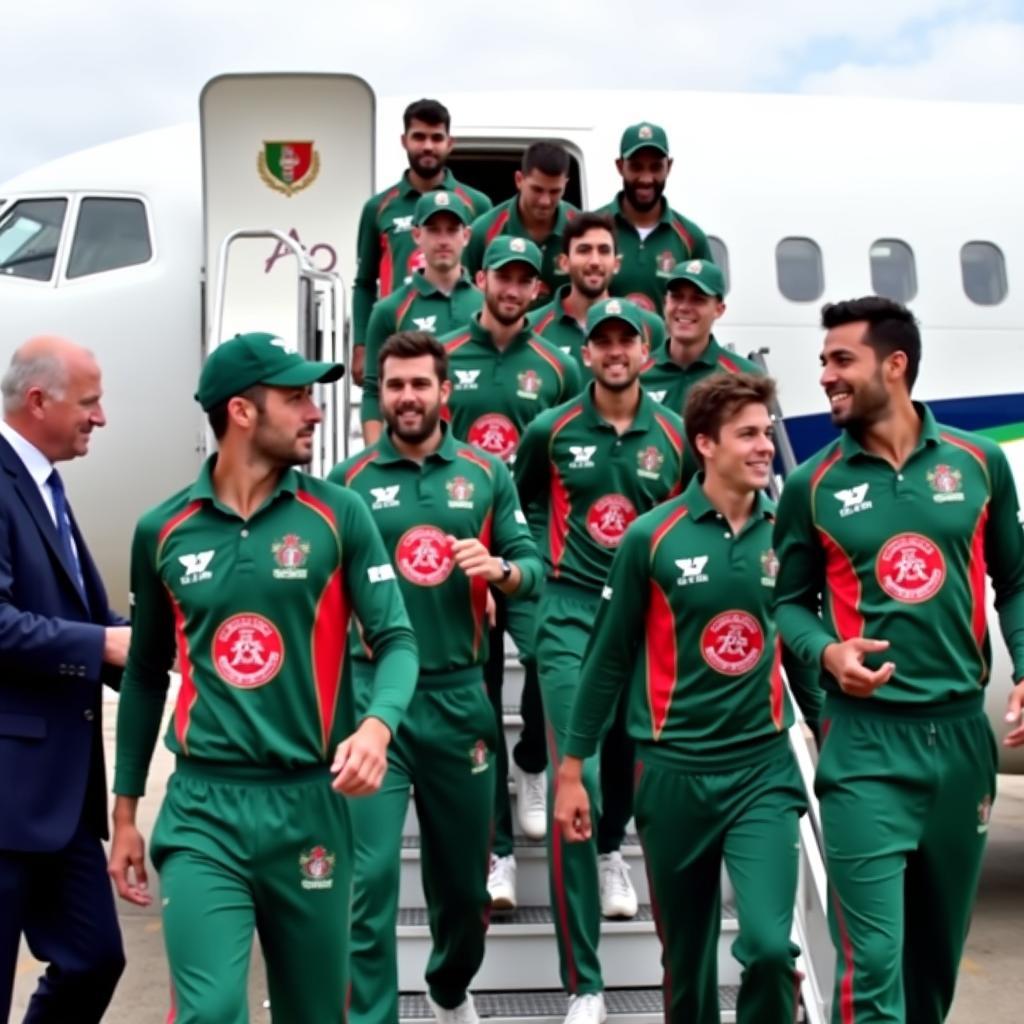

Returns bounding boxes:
[0,434,125,852]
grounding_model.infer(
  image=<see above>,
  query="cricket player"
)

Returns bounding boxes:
[329,330,542,1024]
[773,296,1024,1023]
[555,372,808,1024]
[515,297,691,1024]
[108,332,419,1024]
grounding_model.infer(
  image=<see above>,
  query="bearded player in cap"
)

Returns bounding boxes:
[108,333,418,1024]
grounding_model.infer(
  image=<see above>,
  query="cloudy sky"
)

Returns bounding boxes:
[4,0,1024,182]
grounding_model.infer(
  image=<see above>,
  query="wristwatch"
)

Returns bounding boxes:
[499,558,513,582]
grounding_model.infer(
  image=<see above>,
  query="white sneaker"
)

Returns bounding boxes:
[598,851,638,919]
[427,991,479,1024]
[564,992,607,1024]
[512,762,547,839]
[487,853,517,910]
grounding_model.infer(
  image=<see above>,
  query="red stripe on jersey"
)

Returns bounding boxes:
[831,886,857,1024]
[453,185,475,215]
[344,449,380,486]
[376,186,401,215]
[471,511,494,658]
[312,568,348,754]
[653,411,683,458]
[167,586,197,754]
[527,339,566,385]
[716,354,741,374]
[650,504,689,558]
[770,636,785,731]
[969,504,990,675]
[296,489,339,531]
[818,527,863,641]
[640,354,656,373]
[378,234,395,297]
[456,445,494,476]
[940,431,990,477]
[551,403,584,439]
[156,500,203,550]
[670,217,695,254]
[548,464,571,577]
[484,209,511,247]
[533,310,557,336]
[394,290,418,330]
[809,444,843,495]
[645,581,678,740]
[441,405,452,423]
[444,332,473,354]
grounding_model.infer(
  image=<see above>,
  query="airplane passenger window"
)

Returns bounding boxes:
[707,236,730,293]
[0,198,68,282]
[776,237,824,302]
[870,239,917,302]
[961,242,1007,306]
[67,198,152,279]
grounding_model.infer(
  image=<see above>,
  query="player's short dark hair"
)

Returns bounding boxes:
[378,331,449,385]
[684,372,777,468]
[562,211,617,255]
[403,99,451,133]
[821,296,921,391]
[207,384,266,440]
[522,141,571,178]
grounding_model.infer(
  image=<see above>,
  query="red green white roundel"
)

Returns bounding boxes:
[586,494,637,547]
[468,413,519,461]
[213,613,284,688]
[396,525,454,586]
[876,532,946,603]
[700,610,765,676]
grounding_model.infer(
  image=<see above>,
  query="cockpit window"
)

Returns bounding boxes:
[67,197,152,279]
[0,198,68,282]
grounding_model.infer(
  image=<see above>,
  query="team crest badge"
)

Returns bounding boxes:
[434,191,451,207]
[701,610,765,676]
[686,260,703,274]
[299,845,336,890]
[212,613,284,689]
[978,795,992,833]
[396,526,454,586]
[258,141,321,197]
[272,534,310,579]
[468,414,519,461]
[927,464,965,503]
[447,475,475,509]
[638,124,654,140]
[760,549,780,587]
[510,237,527,253]
[469,740,490,774]
[604,299,623,315]
[517,369,542,400]
[586,494,637,548]
[658,250,676,273]
[876,533,946,604]
[636,445,664,480]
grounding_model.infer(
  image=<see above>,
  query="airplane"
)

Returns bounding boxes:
[0,80,1022,777]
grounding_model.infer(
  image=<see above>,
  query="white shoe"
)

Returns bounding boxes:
[487,853,517,910]
[427,991,479,1024]
[599,851,638,919]
[512,762,547,839]
[564,992,607,1024]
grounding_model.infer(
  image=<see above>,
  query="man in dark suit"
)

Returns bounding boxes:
[0,336,129,1023]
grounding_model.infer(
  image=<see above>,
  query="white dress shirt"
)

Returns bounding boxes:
[0,418,58,525]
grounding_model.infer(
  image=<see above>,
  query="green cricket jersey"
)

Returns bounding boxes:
[596,193,712,311]
[114,461,418,795]
[438,315,582,463]
[565,477,793,769]
[354,170,492,344]
[464,198,579,308]
[529,285,667,379]
[773,404,1024,704]
[361,270,483,423]
[514,385,688,591]
[329,425,542,672]
[640,335,762,416]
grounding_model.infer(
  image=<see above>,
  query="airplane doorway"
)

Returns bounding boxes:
[448,142,585,209]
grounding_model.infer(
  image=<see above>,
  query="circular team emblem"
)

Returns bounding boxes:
[701,611,765,676]
[876,532,946,603]
[586,494,637,548]
[626,291,655,312]
[396,526,454,586]
[212,613,284,689]
[468,413,520,461]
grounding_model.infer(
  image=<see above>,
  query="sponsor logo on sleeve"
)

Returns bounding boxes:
[514,509,528,525]
[367,563,396,583]
[601,585,614,600]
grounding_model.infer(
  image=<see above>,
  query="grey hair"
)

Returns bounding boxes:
[1,352,69,413]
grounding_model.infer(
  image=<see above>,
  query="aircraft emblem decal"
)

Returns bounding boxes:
[258,141,321,197]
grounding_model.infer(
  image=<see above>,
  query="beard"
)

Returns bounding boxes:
[829,372,890,430]
[408,152,445,178]
[592,368,640,393]
[252,425,315,467]
[484,292,527,327]
[623,178,665,214]
[571,271,613,300]
[385,400,442,444]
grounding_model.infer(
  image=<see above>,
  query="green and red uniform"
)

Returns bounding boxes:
[515,385,690,995]
[439,314,581,857]
[329,425,541,1023]
[529,285,667,380]
[354,170,492,345]
[115,461,418,1024]
[595,193,712,312]
[361,270,483,423]
[639,334,762,417]
[464,198,579,308]
[566,478,807,1021]
[773,404,1024,1024]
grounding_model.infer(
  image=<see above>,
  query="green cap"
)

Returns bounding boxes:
[586,297,645,339]
[414,189,472,227]
[663,258,726,298]
[619,122,670,158]
[195,332,344,411]
[482,235,543,273]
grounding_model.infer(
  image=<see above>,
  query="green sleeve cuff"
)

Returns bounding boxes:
[362,643,419,734]
[564,733,599,760]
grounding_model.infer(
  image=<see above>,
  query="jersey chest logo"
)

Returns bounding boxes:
[675,556,709,586]
[928,463,965,503]
[447,475,475,509]
[835,483,873,517]
[468,414,519,461]
[396,526,454,586]
[517,369,543,400]
[568,445,597,469]
[454,369,481,390]
[875,532,946,603]
[637,445,665,480]
[371,485,401,510]
[648,390,667,404]
[178,550,214,585]
[586,494,637,548]
[412,315,437,332]
[391,215,414,234]
[700,610,765,676]
[213,613,284,689]
[272,534,310,580]
[760,549,780,587]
